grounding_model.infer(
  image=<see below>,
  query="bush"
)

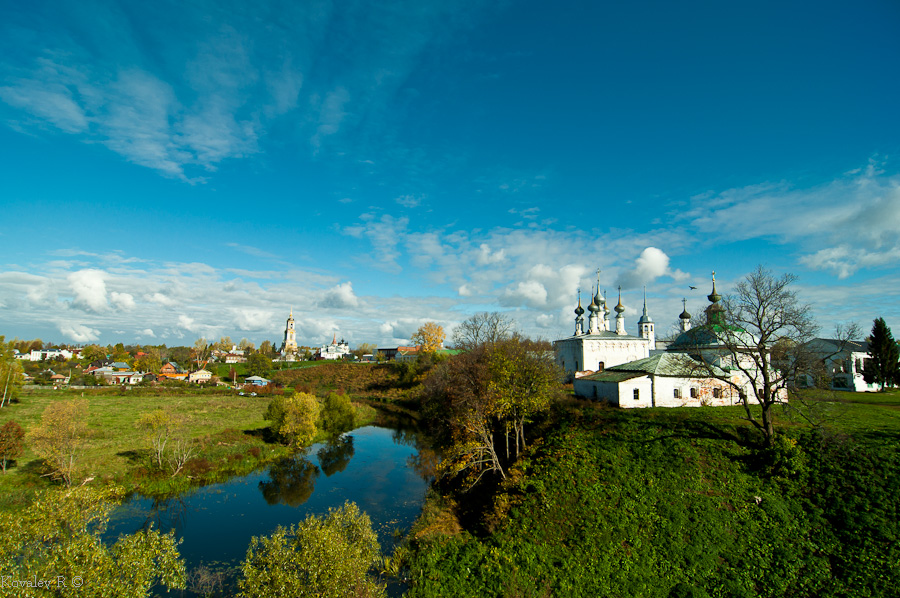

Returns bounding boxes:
[319,392,356,435]
[265,392,320,448]
[239,501,384,598]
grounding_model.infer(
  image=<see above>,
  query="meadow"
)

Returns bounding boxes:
[404,389,900,598]
[0,380,378,509]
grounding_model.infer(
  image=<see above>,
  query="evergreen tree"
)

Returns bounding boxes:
[863,317,900,391]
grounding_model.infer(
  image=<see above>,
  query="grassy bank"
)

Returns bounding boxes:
[0,386,379,510]
[404,391,900,597]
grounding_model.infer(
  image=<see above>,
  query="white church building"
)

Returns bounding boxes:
[558,274,781,408]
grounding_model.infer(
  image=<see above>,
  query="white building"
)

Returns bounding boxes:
[562,273,786,407]
[802,338,876,392]
[188,369,213,384]
[554,286,655,381]
[319,335,351,360]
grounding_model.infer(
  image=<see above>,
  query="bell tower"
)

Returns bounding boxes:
[282,308,298,355]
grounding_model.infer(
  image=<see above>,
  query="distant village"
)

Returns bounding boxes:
[10,309,458,389]
[7,277,887,402]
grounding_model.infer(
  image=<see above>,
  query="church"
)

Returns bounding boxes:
[280,309,299,361]
[558,274,776,408]
[554,282,665,381]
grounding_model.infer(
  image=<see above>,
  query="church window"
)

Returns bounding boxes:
[713,388,722,399]
[598,361,604,372]
[673,388,681,399]
[690,387,698,399]
[633,388,640,400]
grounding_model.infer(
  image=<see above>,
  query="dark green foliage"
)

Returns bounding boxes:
[862,317,900,390]
[318,392,356,435]
[406,408,900,598]
[247,352,273,378]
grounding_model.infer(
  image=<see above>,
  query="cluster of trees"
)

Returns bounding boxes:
[265,390,357,448]
[423,313,562,485]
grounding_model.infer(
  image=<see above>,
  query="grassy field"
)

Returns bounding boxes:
[0,384,378,509]
[405,389,900,598]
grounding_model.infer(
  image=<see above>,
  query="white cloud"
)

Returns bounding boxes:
[68,269,108,312]
[147,292,177,307]
[476,243,506,266]
[617,247,672,289]
[685,160,900,279]
[58,322,100,343]
[321,282,359,308]
[395,194,423,208]
[177,315,198,331]
[110,291,135,311]
[232,309,274,331]
[501,280,548,309]
[140,328,156,338]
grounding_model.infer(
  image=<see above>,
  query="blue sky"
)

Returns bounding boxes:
[1,0,899,348]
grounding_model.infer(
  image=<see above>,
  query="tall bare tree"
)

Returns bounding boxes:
[682,267,817,446]
[451,312,517,350]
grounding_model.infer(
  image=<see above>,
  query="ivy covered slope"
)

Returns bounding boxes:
[407,403,900,598]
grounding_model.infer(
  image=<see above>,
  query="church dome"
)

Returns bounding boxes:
[575,297,585,316]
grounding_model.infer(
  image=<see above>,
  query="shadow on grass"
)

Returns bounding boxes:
[116,449,151,466]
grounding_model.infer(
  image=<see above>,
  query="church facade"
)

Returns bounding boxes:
[554,287,662,381]
[559,274,779,408]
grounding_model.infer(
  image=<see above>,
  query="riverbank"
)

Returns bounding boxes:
[401,390,900,597]
[0,386,379,510]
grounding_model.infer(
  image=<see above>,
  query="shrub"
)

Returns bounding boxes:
[239,501,384,598]
[265,392,320,448]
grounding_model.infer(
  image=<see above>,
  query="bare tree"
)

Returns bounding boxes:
[451,312,517,350]
[680,267,818,446]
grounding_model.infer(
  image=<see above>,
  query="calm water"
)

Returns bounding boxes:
[105,425,432,594]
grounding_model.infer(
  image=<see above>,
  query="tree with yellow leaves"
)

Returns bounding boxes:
[412,322,445,353]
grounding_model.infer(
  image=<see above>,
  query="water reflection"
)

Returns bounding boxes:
[317,435,355,477]
[259,455,320,507]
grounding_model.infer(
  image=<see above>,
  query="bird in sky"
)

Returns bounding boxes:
[689,286,698,290]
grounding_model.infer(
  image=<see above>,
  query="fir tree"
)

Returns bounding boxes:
[862,317,900,391]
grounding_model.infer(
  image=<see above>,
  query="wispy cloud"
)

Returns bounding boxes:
[683,159,900,278]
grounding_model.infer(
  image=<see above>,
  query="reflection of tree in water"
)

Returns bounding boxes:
[389,422,440,481]
[317,435,355,477]
[135,494,189,537]
[259,456,320,507]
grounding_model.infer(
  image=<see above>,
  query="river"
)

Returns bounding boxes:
[105,424,433,596]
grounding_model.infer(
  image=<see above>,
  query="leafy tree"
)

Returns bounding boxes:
[259,340,275,357]
[134,352,162,374]
[318,392,356,435]
[192,337,211,369]
[111,342,131,363]
[265,392,320,448]
[862,317,900,391]
[0,420,25,473]
[352,342,378,360]
[239,338,256,352]
[216,336,234,351]
[28,399,88,486]
[452,311,517,350]
[487,338,562,460]
[239,501,384,598]
[81,343,107,363]
[247,351,273,377]
[412,322,446,353]
[0,485,186,597]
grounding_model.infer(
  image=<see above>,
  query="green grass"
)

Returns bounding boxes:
[0,385,381,509]
[404,392,900,598]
